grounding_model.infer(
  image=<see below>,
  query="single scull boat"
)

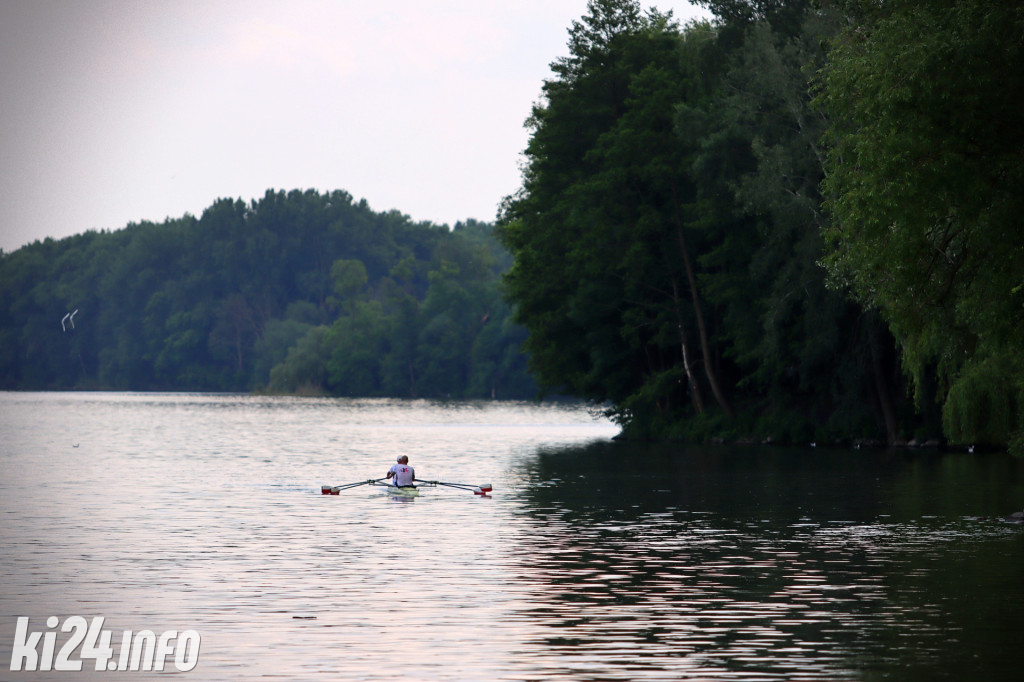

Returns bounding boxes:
[321,479,492,496]
[383,485,421,497]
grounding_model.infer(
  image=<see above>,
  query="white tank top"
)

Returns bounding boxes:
[390,464,415,486]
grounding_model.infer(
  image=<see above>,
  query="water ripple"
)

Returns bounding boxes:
[2,393,1023,680]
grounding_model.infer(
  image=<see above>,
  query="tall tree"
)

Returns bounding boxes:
[818,0,1024,450]
[500,0,737,436]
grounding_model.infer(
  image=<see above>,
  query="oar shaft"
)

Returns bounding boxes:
[420,480,493,494]
[322,478,387,494]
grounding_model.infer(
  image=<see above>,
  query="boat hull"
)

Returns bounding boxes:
[385,486,420,497]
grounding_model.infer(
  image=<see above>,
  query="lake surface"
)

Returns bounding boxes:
[1,392,1023,681]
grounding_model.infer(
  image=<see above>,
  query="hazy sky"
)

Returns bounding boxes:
[0,0,710,253]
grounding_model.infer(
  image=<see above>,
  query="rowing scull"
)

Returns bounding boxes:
[321,479,492,496]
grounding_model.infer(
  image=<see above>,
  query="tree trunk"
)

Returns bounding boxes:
[670,182,734,418]
[671,275,705,414]
[868,320,899,445]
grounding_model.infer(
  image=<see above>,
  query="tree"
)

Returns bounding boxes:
[818,0,1024,450]
[0,190,537,399]
[268,325,332,394]
[326,300,388,396]
[500,0,739,436]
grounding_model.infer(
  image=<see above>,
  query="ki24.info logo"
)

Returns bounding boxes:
[9,616,200,673]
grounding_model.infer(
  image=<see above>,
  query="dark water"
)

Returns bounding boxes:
[513,442,1024,680]
[1,393,1022,680]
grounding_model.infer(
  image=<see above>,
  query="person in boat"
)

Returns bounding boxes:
[386,455,416,487]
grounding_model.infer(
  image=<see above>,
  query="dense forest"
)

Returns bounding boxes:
[0,190,536,399]
[2,0,1021,452]
[498,0,1023,451]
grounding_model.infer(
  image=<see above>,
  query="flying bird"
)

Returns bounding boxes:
[61,309,79,332]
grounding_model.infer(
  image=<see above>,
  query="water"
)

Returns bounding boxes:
[1,392,1022,681]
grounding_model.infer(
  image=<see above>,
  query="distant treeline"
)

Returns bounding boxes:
[498,0,1023,451]
[0,189,536,399]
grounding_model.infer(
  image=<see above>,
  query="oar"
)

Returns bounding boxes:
[321,478,387,495]
[417,480,493,495]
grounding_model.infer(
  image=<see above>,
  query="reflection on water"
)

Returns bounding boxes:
[1,393,1022,681]
[509,442,1024,681]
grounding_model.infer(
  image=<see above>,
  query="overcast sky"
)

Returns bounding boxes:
[0,0,710,253]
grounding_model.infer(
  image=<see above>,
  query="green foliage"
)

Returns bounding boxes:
[499,0,917,444]
[943,352,1024,450]
[326,300,387,396]
[268,325,332,394]
[500,0,737,434]
[687,2,920,443]
[818,0,1024,449]
[253,315,314,386]
[330,259,369,302]
[0,192,536,400]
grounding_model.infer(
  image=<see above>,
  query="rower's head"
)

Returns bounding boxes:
[397,455,409,464]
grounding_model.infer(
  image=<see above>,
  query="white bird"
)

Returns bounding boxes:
[61,309,79,332]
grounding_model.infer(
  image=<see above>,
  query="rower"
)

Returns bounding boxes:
[386,455,416,487]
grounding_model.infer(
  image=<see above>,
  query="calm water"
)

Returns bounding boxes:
[1,392,1023,681]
